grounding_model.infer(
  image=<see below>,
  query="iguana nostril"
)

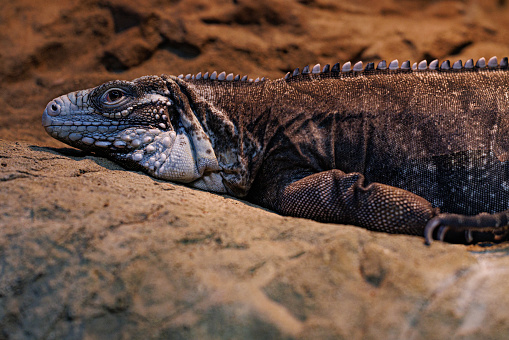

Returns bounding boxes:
[46,100,61,116]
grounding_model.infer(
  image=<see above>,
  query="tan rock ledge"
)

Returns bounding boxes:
[1,139,509,339]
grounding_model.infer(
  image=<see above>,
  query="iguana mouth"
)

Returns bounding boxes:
[42,87,173,152]
[42,97,129,150]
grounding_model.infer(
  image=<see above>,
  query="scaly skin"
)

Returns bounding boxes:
[43,57,509,244]
[42,75,226,192]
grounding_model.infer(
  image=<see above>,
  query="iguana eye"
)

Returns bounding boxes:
[102,88,126,105]
[90,81,139,111]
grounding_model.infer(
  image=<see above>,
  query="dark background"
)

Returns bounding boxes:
[2,0,509,146]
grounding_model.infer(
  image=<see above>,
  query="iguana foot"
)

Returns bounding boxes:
[425,211,509,245]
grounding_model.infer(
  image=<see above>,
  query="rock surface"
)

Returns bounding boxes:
[2,141,509,339]
[3,0,509,338]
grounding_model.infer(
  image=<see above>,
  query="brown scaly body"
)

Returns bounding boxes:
[42,57,509,244]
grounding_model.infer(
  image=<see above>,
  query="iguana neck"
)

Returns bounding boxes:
[167,75,274,196]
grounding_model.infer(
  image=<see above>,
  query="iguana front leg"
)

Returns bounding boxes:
[277,170,437,236]
[276,169,509,243]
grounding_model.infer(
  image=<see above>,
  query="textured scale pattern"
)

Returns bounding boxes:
[42,56,509,243]
[279,170,435,235]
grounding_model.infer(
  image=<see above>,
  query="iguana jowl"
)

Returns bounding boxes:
[42,56,509,244]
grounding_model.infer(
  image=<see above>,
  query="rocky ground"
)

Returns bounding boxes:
[3,140,509,339]
[2,0,509,338]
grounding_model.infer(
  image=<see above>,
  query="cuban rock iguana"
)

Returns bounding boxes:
[42,56,509,244]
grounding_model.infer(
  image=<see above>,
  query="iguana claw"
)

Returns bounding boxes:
[424,211,509,245]
[424,217,442,245]
[437,225,450,242]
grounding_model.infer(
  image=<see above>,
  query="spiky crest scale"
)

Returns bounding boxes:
[174,56,509,84]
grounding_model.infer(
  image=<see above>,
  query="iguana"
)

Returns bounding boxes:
[42,56,509,244]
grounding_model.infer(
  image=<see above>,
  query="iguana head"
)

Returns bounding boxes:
[42,75,225,191]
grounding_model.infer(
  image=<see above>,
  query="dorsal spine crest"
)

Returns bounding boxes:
[176,56,509,84]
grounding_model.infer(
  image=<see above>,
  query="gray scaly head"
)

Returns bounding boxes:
[42,75,225,192]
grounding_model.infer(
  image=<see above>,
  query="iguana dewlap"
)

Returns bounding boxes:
[42,57,509,244]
